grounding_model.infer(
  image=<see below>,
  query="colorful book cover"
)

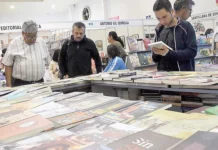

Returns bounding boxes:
[90,100,135,116]
[0,115,54,143]
[72,123,142,145]
[54,92,85,102]
[153,113,218,140]
[108,130,181,150]
[37,107,76,118]
[102,111,134,123]
[0,112,36,127]
[128,110,188,130]
[117,101,171,122]
[205,106,218,115]
[171,131,218,150]
[0,129,73,150]
[49,111,95,128]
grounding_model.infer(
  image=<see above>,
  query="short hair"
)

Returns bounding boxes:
[107,45,120,59]
[72,22,86,29]
[22,20,38,33]
[153,0,172,12]
[52,49,60,62]
[174,0,195,11]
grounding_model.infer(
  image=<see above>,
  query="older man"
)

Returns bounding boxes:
[174,0,195,21]
[2,20,51,87]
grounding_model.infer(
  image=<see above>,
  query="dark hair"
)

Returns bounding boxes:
[174,0,195,11]
[205,28,214,36]
[109,31,125,48]
[52,49,60,62]
[73,22,86,29]
[153,0,172,12]
[1,48,7,57]
[107,44,120,59]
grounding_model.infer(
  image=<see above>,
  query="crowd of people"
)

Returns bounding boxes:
[0,0,197,87]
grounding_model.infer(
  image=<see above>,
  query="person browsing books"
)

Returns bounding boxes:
[174,0,195,21]
[104,45,127,72]
[152,0,197,71]
[59,22,102,78]
[2,20,51,87]
[49,49,60,81]
[108,31,127,62]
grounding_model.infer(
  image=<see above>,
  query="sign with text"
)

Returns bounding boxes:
[191,11,218,20]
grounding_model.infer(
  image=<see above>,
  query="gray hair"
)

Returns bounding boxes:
[22,20,38,33]
[174,0,195,11]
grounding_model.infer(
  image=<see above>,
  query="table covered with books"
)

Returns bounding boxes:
[1,71,218,149]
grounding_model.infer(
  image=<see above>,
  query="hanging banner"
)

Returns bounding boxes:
[0,20,143,33]
[191,10,218,20]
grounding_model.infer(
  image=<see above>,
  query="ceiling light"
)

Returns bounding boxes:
[10,5,15,9]
[52,5,56,9]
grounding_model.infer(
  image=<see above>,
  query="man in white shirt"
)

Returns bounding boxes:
[2,20,51,87]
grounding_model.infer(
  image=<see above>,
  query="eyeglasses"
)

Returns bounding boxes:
[24,33,37,40]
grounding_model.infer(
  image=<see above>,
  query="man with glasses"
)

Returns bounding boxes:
[2,20,51,87]
[174,0,195,21]
[152,0,197,71]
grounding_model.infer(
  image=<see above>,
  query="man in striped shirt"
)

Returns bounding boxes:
[2,20,51,87]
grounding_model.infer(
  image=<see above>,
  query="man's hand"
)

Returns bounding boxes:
[152,46,169,56]
[63,74,69,79]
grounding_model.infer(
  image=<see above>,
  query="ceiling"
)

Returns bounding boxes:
[0,0,81,14]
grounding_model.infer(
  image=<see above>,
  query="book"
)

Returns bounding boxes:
[0,111,36,127]
[49,111,95,128]
[80,143,113,150]
[107,130,181,150]
[117,101,172,122]
[89,100,136,116]
[54,92,85,102]
[0,109,23,119]
[128,110,188,130]
[29,102,65,114]
[101,111,134,123]
[0,129,73,149]
[154,113,218,140]
[0,115,54,143]
[57,93,103,106]
[205,106,218,115]
[65,96,117,111]
[187,106,210,114]
[72,123,142,145]
[170,131,218,150]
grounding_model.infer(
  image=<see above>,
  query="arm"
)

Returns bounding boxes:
[164,23,197,62]
[5,66,13,87]
[2,42,15,87]
[58,40,68,76]
[90,41,102,73]
[105,57,120,72]
[152,52,162,63]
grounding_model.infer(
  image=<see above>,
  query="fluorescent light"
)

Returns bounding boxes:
[52,5,56,9]
[10,5,15,9]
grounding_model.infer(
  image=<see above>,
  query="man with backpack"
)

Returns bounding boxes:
[59,22,102,78]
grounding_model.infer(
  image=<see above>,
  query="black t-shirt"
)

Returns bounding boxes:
[157,26,179,71]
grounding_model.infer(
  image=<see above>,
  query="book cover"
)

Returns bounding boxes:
[205,106,218,115]
[0,109,23,119]
[108,130,181,150]
[101,111,134,123]
[128,110,188,130]
[49,111,95,128]
[0,129,73,150]
[57,93,103,106]
[89,100,136,116]
[37,107,76,118]
[170,131,218,150]
[66,96,117,111]
[154,113,218,140]
[72,123,142,145]
[29,102,65,114]
[0,111,36,127]
[69,116,118,133]
[54,92,85,102]
[187,106,210,114]
[118,101,172,122]
[0,115,54,143]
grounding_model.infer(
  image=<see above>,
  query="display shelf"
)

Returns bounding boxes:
[197,44,212,47]
[128,50,152,54]
[195,56,216,60]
